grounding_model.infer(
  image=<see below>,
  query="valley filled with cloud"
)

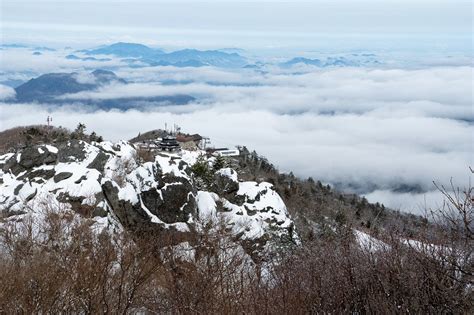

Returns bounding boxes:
[1,45,472,213]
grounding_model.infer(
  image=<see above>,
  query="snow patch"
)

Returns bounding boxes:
[217,167,238,182]
[354,230,389,252]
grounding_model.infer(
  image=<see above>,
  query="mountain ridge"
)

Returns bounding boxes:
[81,42,248,68]
[10,70,195,109]
[0,138,299,260]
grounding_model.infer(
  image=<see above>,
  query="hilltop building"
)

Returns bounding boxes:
[176,134,204,151]
[207,147,240,157]
[158,135,180,152]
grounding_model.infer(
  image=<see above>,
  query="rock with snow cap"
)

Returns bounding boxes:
[0,139,299,258]
[57,140,87,162]
[213,168,239,195]
[155,174,196,223]
[102,180,151,228]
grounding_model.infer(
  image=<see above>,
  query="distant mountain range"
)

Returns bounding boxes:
[281,57,357,68]
[281,56,381,68]
[79,42,248,68]
[10,69,195,109]
[82,42,164,58]
[66,54,112,62]
[79,43,380,69]
[2,42,382,70]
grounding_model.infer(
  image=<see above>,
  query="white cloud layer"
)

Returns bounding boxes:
[1,63,472,213]
[0,85,16,100]
[364,189,447,216]
[0,49,125,74]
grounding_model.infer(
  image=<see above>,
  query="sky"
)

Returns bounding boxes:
[0,0,473,214]
[1,0,472,52]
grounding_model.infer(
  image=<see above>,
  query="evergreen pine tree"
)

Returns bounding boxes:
[213,155,226,172]
[73,123,86,140]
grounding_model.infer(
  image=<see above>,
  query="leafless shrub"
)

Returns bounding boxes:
[0,173,472,313]
[137,148,155,163]
[0,204,167,313]
[111,153,138,188]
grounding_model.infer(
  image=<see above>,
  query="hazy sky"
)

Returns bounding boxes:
[1,0,472,52]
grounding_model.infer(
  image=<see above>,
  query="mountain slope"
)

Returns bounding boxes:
[81,42,248,68]
[83,42,164,58]
[151,49,247,68]
[11,70,195,109]
[281,56,357,67]
[0,129,471,313]
[14,70,125,103]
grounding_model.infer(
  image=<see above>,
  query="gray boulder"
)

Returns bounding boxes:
[213,168,239,195]
[102,180,151,228]
[87,151,109,172]
[2,145,58,175]
[57,140,86,162]
[19,146,57,169]
[53,172,73,183]
[155,174,197,223]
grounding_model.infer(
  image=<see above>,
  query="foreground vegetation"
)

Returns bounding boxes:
[0,126,472,313]
[0,184,471,313]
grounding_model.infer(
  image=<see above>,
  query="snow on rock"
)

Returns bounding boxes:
[155,152,190,179]
[196,191,219,222]
[117,182,140,204]
[179,150,203,166]
[229,181,297,242]
[399,238,461,261]
[0,140,145,233]
[196,178,299,252]
[45,145,59,154]
[0,140,299,258]
[217,168,238,182]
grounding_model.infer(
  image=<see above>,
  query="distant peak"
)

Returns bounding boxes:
[108,42,151,48]
[91,69,117,77]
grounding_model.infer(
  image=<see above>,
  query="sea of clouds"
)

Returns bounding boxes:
[0,48,472,214]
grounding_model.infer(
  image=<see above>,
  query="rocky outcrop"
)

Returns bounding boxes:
[0,140,299,257]
[156,175,196,223]
[19,146,58,168]
[57,140,86,162]
[102,180,150,228]
[87,151,109,172]
[1,145,58,175]
[213,168,239,194]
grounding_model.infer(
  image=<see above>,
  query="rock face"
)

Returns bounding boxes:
[0,140,299,257]
[214,168,239,194]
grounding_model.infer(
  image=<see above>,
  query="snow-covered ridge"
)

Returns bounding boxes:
[0,140,299,257]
